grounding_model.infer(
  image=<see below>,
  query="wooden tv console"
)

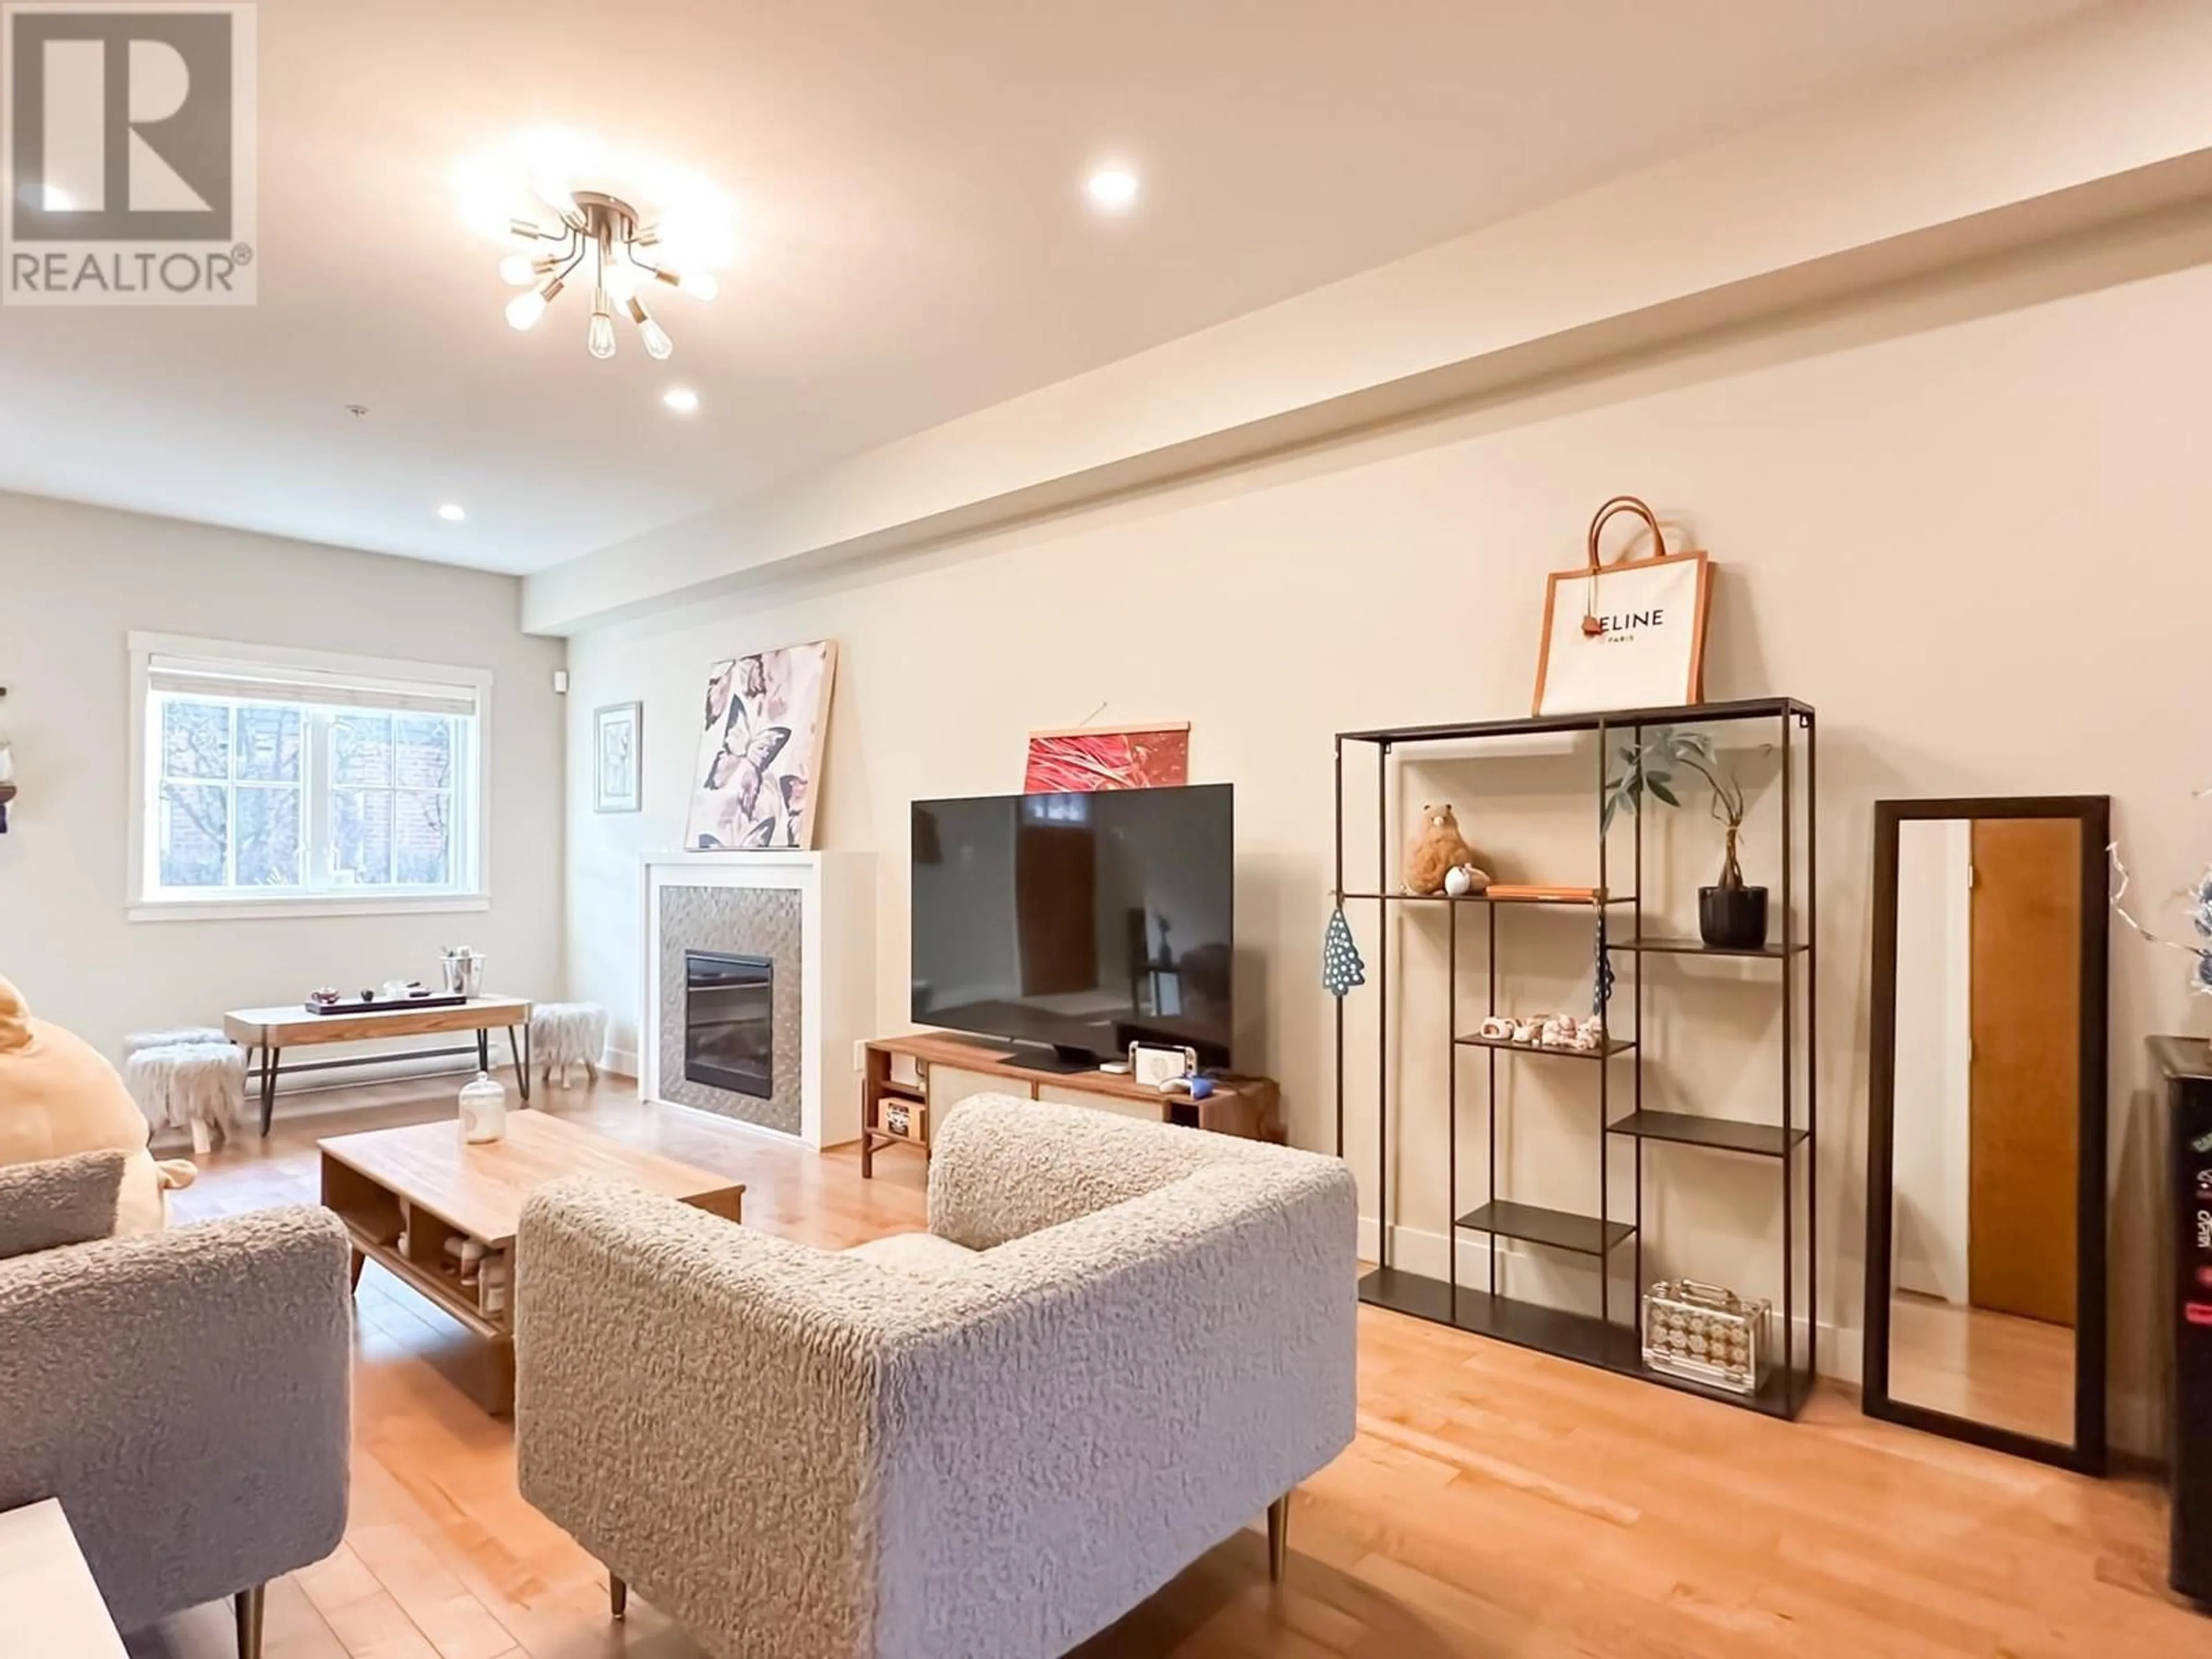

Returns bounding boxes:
[859,1031,1283,1177]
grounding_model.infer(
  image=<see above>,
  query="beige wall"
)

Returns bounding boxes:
[566,235,2210,1450]
[0,493,567,1094]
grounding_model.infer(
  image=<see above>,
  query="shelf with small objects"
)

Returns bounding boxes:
[1326,696,1817,1419]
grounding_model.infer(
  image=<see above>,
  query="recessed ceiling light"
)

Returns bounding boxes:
[662,387,700,413]
[1086,167,1139,211]
[437,503,466,522]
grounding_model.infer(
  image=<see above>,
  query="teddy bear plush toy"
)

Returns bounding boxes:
[1403,804,1491,896]
[0,975,194,1235]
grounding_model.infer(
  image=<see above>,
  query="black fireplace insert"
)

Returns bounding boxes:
[684,950,773,1099]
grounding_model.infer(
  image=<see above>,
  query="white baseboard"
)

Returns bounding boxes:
[603,1046,638,1079]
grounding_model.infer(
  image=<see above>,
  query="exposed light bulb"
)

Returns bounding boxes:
[601,256,639,302]
[498,252,540,286]
[653,209,736,270]
[677,268,718,301]
[587,299,617,360]
[627,297,673,360]
[460,196,514,238]
[1086,166,1140,211]
[505,289,549,331]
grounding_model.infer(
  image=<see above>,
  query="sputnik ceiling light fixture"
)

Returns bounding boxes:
[497,188,719,359]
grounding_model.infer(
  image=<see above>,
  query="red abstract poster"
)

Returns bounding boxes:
[1023,724,1191,793]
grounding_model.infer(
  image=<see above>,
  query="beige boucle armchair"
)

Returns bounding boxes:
[513,1095,1358,1659]
[0,1150,353,1657]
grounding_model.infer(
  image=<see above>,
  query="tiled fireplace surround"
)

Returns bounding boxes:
[657,885,806,1134]
[639,853,875,1150]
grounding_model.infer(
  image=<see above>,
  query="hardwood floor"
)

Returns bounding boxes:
[134,1078,2203,1657]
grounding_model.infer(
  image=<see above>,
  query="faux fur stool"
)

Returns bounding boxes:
[530,1002,607,1089]
[124,1041,245,1156]
[124,1027,230,1054]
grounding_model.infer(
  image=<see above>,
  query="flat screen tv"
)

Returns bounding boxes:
[910,783,1234,1069]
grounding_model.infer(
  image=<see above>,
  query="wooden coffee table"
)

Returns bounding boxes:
[319,1110,745,1414]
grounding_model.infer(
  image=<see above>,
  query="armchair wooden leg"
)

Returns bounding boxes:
[609,1572,628,1620]
[234,1584,266,1659]
[1267,1494,1291,1584]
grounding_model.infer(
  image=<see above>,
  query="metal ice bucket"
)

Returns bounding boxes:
[440,948,485,998]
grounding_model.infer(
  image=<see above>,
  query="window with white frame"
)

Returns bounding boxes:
[131,637,489,913]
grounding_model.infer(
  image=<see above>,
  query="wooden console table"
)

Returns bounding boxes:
[319,1110,745,1414]
[860,1031,1283,1176]
[225,994,533,1136]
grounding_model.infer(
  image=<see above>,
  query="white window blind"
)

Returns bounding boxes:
[146,655,481,718]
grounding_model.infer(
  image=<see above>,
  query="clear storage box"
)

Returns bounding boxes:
[1642,1278,1769,1395]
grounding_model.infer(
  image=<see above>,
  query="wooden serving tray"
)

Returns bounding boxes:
[305,992,468,1016]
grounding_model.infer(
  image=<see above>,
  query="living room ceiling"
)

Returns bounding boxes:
[0,0,2100,576]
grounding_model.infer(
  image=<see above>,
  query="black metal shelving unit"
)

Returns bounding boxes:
[1333,695,1817,1419]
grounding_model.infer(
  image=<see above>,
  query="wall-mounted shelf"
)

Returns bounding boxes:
[1334,695,1817,1420]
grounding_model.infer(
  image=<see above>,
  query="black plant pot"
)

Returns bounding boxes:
[1699,885,1769,951]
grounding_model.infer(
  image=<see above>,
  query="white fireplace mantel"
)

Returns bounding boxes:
[639,851,876,1149]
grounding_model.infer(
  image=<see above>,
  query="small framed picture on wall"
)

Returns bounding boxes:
[594,702,643,813]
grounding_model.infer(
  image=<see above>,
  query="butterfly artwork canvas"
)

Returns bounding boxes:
[684,641,839,851]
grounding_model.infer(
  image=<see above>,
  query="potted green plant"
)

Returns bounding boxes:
[1601,729,1767,950]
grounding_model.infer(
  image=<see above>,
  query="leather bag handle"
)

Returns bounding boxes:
[1585,495,1668,572]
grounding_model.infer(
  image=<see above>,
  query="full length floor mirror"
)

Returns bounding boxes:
[1863,796,2108,1472]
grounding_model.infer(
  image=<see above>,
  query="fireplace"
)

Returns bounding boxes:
[644,853,873,1147]
[684,950,774,1100]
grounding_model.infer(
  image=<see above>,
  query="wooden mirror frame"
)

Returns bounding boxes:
[1862,794,2109,1474]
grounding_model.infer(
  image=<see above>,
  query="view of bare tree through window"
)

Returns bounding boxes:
[331,713,453,886]
[159,698,304,887]
[153,695,459,895]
